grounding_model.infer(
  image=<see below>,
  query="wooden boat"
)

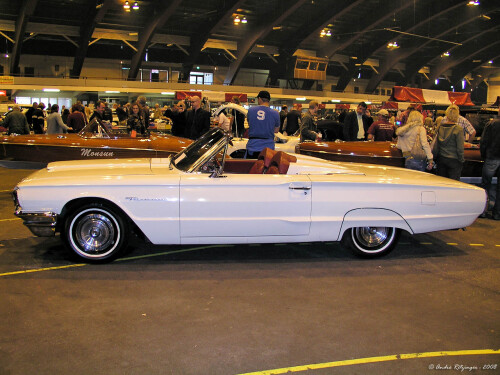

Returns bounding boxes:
[0,120,191,168]
[296,141,483,181]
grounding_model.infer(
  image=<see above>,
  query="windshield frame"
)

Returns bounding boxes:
[172,128,229,173]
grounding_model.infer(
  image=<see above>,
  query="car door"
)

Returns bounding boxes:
[179,173,312,239]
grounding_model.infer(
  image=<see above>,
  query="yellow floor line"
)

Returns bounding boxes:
[0,218,21,222]
[237,349,500,375]
[0,245,229,276]
[470,244,485,246]
[446,243,458,245]
[0,263,86,277]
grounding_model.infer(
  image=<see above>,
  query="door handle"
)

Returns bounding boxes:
[289,184,311,190]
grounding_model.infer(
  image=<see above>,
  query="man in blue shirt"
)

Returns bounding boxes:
[246,90,280,158]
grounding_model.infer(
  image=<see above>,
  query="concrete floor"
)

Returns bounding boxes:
[0,167,499,375]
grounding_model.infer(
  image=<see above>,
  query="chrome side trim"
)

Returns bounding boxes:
[14,210,58,237]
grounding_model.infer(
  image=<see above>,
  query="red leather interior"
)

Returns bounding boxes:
[258,148,278,168]
[248,159,265,174]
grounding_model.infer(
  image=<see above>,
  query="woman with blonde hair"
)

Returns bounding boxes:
[435,105,464,180]
[396,110,434,171]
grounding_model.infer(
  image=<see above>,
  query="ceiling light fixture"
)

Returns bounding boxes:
[43,88,60,92]
[132,2,139,10]
[234,15,240,25]
[124,1,130,11]
[241,17,247,24]
[320,28,332,38]
[387,41,399,49]
[467,1,479,5]
[442,51,450,57]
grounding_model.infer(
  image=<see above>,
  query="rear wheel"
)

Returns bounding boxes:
[63,203,128,263]
[342,226,399,258]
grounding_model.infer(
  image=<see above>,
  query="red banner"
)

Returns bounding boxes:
[448,92,474,106]
[224,93,247,103]
[389,86,425,103]
[176,91,201,100]
[389,86,474,106]
[335,104,350,110]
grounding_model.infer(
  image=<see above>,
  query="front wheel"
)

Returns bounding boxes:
[342,227,399,258]
[63,203,128,263]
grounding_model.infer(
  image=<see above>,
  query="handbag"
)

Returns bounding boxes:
[410,130,427,161]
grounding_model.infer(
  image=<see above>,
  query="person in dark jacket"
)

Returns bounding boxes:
[2,105,30,135]
[283,104,301,136]
[435,105,464,180]
[480,106,500,220]
[300,100,321,142]
[185,96,210,139]
[67,103,87,132]
[32,103,45,134]
[164,101,187,137]
[342,102,371,141]
[25,102,38,130]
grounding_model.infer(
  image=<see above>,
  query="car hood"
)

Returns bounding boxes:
[17,158,173,188]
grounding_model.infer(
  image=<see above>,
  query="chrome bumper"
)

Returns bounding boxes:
[14,210,58,237]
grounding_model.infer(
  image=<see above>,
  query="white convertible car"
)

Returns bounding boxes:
[13,128,486,263]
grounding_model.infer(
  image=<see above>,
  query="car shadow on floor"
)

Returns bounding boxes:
[0,229,468,269]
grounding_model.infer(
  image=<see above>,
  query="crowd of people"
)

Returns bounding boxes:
[0,92,498,219]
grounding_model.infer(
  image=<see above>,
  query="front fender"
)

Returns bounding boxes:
[338,208,413,240]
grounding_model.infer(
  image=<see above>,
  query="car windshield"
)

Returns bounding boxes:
[172,128,226,172]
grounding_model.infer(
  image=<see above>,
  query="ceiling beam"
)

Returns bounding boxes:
[10,0,38,75]
[128,0,183,80]
[402,25,499,87]
[70,0,112,78]
[223,0,308,85]
[364,4,499,93]
[268,0,358,87]
[180,0,244,82]
[320,0,414,60]
[422,41,500,89]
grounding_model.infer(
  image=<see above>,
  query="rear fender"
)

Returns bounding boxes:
[338,208,413,240]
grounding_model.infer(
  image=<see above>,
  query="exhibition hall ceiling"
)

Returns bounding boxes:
[0,0,499,92]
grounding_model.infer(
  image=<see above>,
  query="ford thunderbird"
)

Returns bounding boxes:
[13,128,486,263]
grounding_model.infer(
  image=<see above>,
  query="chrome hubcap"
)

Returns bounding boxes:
[354,227,390,248]
[75,213,115,254]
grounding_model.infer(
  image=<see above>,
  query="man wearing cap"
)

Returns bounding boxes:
[246,90,280,158]
[343,102,371,141]
[367,109,396,141]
